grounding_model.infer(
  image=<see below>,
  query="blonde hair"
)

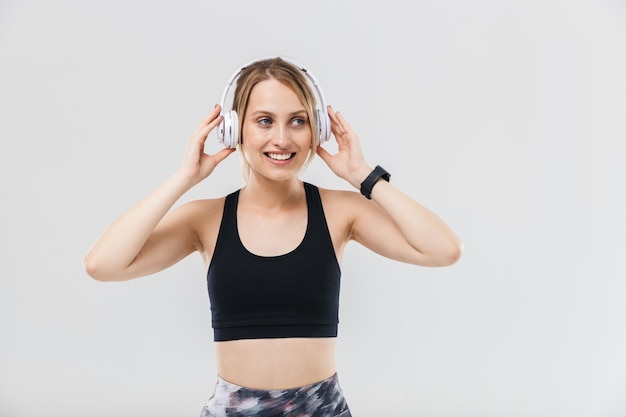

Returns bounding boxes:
[231,57,319,182]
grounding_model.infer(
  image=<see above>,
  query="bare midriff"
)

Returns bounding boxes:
[214,337,337,390]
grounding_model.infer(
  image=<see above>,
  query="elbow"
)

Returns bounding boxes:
[430,239,464,267]
[443,240,464,266]
[83,254,114,282]
[83,252,137,282]
[83,255,104,281]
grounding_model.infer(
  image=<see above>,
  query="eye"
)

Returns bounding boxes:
[257,117,272,125]
[291,117,306,126]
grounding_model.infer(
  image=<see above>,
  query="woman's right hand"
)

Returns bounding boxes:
[83,105,236,282]
[178,105,236,185]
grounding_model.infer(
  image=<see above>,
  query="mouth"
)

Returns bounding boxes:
[265,152,295,161]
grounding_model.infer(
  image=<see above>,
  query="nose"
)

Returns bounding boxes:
[272,124,291,147]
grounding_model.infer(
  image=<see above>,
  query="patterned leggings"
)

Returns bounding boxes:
[199,373,352,417]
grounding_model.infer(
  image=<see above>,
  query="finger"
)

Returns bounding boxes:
[327,105,345,125]
[327,106,341,127]
[196,114,223,142]
[205,104,222,122]
[316,145,332,164]
[327,109,348,138]
[333,110,354,133]
[195,105,222,134]
[187,125,213,157]
[194,122,213,145]
[329,117,349,145]
[212,147,236,164]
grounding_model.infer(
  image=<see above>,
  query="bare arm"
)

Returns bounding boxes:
[350,181,462,266]
[83,106,235,281]
[317,106,463,267]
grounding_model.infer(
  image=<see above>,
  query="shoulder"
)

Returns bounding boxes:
[314,185,380,245]
[179,196,228,211]
[316,185,371,221]
[171,195,232,256]
[164,195,232,233]
[317,185,367,208]
[317,185,353,199]
[174,196,226,214]
[317,184,390,233]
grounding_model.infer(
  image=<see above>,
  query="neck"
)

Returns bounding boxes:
[240,174,304,210]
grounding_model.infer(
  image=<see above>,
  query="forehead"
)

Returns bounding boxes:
[247,78,304,110]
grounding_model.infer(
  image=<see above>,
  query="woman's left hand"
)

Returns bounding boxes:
[316,106,372,188]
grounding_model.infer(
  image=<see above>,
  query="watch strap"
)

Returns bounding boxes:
[360,165,391,199]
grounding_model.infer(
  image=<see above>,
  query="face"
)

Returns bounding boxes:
[241,77,313,183]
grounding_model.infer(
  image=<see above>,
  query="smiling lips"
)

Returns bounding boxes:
[266,152,295,161]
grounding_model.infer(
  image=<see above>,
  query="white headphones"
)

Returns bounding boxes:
[216,57,331,149]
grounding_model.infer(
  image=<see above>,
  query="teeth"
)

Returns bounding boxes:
[267,153,293,161]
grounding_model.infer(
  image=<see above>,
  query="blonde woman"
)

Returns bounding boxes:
[84,57,462,417]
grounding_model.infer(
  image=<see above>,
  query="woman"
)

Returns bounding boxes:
[83,57,462,417]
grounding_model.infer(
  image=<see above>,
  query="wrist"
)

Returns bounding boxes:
[359,165,391,199]
[170,168,200,192]
[349,165,373,189]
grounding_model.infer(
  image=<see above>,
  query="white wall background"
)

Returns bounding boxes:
[1,1,626,416]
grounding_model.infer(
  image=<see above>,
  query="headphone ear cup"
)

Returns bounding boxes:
[316,109,330,146]
[218,110,239,148]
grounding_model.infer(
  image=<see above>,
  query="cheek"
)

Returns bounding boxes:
[241,123,267,144]
[240,122,250,145]
[240,141,252,162]
[296,128,313,147]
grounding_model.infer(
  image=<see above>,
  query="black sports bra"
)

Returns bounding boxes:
[207,182,341,342]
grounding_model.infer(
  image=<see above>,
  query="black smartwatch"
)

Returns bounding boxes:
[360,165,391,199]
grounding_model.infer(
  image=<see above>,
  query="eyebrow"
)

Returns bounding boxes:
[248,109,307,118]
